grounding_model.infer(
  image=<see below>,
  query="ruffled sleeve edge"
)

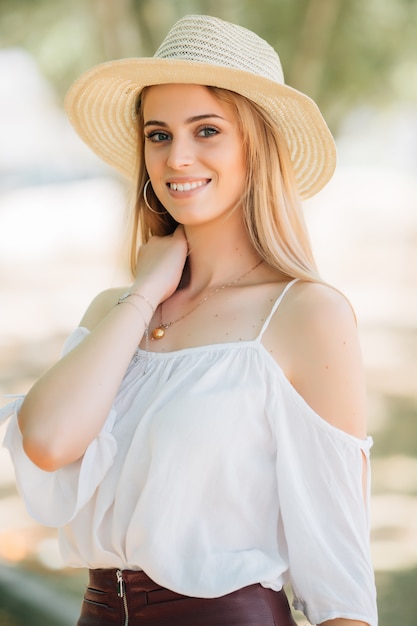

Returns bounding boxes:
[293,597,378,626]
[0,327,118,527]
[2,394,118,527]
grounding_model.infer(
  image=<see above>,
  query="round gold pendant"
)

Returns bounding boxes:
[152,327,166,340]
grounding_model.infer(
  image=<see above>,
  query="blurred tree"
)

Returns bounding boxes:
[287,0,343,100]
[91,0,140,59]
[243,0,417,128]
[0,0,415,132]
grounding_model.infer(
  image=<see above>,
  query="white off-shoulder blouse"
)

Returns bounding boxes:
[1,280,378,626]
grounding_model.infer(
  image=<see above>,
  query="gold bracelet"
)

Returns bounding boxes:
[117,291,155,315]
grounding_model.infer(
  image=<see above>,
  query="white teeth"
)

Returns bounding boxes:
[169,181,206,192]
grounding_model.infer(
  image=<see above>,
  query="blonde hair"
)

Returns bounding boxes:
[129,86,320,282]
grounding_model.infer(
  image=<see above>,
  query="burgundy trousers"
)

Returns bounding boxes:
[76,568,297,626]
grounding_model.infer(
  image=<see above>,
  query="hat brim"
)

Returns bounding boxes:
[64,57,336,199]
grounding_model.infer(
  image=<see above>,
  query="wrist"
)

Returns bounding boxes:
[118,288,157,316]
[115,299,151,374]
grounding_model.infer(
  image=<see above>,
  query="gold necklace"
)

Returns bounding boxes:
[151,260,263,340]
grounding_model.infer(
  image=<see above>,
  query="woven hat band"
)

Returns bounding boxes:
[154,15,284,84]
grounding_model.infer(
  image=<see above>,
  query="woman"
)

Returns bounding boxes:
[1,14,377,626]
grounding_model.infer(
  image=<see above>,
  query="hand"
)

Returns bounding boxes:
[132,226,188,306]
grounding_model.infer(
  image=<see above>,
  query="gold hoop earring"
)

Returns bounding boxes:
[143,179,164,214]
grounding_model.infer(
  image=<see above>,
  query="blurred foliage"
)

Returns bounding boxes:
[0,0,416,130]
[376,567,417,626]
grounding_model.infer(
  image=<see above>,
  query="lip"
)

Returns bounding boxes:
[166,179,211,193]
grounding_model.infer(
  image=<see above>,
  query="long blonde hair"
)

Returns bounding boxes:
[129,86,320,281]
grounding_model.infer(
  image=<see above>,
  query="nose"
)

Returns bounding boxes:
[166,135,194,169]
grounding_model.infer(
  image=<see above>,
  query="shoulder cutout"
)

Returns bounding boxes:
[79,287,129,331]
[267,282,367,438]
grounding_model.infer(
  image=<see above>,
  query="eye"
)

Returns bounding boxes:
[145,131,171,143]
[198,126,219,138]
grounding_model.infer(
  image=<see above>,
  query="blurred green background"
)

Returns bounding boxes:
[0,1,416,624]
[2,0,417,131]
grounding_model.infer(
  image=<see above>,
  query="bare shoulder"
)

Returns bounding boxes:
[269,281,358,352]
[79,286,129,331]
[272,280,358,347]
[268,281,367,437]
[280,280,356,326]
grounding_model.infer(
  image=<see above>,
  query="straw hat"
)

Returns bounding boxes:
[65,14,336,199]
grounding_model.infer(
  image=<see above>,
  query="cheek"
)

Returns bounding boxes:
[220,140,245,171]
[144,158,163,187]
[144,146,154,173]
[223,150,246,187]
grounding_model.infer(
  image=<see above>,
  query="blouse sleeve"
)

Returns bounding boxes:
[0,327,117,527]
[268,375,378,626]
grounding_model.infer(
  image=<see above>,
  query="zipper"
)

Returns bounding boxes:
[116,569,129,626]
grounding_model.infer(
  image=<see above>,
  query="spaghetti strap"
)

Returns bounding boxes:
[256,278,300,342]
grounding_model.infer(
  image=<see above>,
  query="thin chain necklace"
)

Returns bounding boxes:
[151,259,263,340]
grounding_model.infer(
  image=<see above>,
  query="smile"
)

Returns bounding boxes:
[168,180,208,192]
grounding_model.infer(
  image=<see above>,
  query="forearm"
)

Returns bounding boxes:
[18,297,151,470]
[18,228,188,471]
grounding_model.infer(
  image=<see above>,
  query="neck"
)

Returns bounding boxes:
[182,217,260,294]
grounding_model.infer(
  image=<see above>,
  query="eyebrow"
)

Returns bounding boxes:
[144,114,225,128]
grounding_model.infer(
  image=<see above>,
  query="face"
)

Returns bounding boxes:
[142,84,246,228]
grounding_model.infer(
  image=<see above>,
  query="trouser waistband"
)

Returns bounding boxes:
[76,567,297,626]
